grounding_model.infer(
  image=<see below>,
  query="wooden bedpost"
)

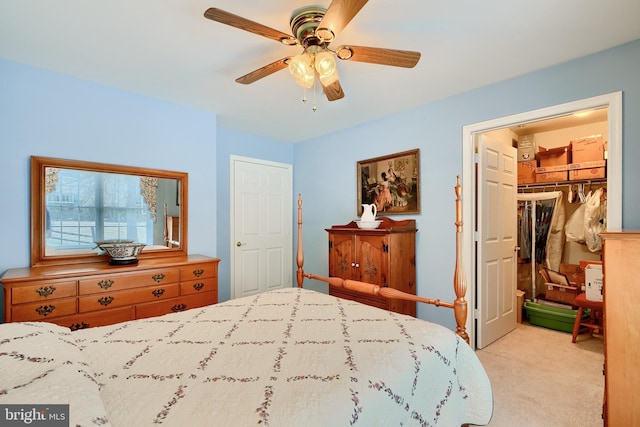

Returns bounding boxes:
[296,194,304,287]
[300,179,470,345]
[453,176,470,344]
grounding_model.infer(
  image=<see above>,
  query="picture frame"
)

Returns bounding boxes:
[357,149,420,216]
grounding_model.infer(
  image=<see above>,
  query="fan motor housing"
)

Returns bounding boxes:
[290,6,328,48]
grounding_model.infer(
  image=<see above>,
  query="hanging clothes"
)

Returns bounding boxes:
[517,191,565,270]
[544,191,566,271]
[534,200,555,263]
[584,187,607,252]
[518,201,532,260]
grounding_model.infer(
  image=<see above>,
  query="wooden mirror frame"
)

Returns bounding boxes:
[30,156,188,267]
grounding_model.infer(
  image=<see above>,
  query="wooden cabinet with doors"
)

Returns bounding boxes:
[326,217,417,316]
[600,231,640,426]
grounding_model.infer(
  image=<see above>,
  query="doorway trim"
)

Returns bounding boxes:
[462,91,622,348]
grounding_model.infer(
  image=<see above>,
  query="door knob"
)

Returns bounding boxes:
[236,241,245,247]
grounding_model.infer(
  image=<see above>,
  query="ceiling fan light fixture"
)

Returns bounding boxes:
[319,71,339,86]
[288,53,315,88]
[315,51,337,81]
[205,4,422,104]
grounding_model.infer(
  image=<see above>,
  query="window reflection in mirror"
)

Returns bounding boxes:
[31,156,188,267]
[44,167,180,256]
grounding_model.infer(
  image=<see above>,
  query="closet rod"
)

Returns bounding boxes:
[518,177,606,190]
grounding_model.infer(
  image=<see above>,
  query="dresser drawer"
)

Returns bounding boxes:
[3,255,220,328]
[11,297,77,322]
[135,292,217,319]
[180,262,217,281]
[11,280,77,304]
[79,269,180,294]
[180,277,218,297]
[50,306,136,331]
[78,284,180,313]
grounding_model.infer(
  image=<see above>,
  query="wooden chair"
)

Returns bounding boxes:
[571,293,604,343]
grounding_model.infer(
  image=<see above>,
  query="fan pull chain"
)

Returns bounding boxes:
[312,78,318,112]
[299,79,318,111]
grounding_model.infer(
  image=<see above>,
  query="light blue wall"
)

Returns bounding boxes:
[215,128,295,302]
[1,39,639,329]
[0,59,219,314]
[294,39,640,328]
[0,58,294,317]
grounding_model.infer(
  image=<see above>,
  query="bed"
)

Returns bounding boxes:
[0,178,493,427]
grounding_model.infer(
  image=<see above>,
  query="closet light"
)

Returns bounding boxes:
[573,109,595,118]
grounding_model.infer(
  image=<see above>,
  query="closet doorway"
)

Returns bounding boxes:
[462,92,622,349]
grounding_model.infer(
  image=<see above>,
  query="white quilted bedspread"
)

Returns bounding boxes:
[1,288,493,426]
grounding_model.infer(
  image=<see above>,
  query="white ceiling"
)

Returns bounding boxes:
[1,1,639,143]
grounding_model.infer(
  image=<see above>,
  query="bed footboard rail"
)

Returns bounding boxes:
[295,176,469,344]
[304,273,454,309]
[305,273,468,343]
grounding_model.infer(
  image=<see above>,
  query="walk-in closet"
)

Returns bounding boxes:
[517,180,606,303]
[484,107,608,323]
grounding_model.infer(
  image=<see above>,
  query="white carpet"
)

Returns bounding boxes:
[475,322,604,427]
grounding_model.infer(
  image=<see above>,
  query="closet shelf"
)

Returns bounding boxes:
[518,177,607,190]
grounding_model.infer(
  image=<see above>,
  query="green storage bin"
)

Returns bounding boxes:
[524,301,589,333]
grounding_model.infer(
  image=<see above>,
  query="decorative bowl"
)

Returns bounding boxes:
[96,240,146,265]
[94,239,134,246]
[355,220,383,229]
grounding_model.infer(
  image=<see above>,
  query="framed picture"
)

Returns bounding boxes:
[357,149,420,216]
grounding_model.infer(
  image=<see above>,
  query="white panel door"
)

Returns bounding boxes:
[231,156,292,299]
[477,136,518,349]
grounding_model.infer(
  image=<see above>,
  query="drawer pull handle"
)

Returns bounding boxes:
[193,269,204,278]
[171,303,187,312]
[98,296,115,306]
[98,279,114,290]
[152,288,166,298]
[36,286,56,297]
[152,273,166,283]
[69,322,90,331]
[35,305,56,317]
[193,282,205,291]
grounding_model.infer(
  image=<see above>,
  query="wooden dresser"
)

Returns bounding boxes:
[1,255,220,330]
[600,232,640,426]
[326,217,417,316]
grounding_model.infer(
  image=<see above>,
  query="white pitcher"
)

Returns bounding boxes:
[361,204,377,222]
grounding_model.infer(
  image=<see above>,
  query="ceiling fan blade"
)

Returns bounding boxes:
[338,45,421,68]
[204,8,295,44]
[321,78,345,101]
[235,58,291,85]
[318,0,369,40]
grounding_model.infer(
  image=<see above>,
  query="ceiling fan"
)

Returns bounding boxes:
[203,0,421,103]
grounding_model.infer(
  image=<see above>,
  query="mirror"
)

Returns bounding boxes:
[31,156,188,266]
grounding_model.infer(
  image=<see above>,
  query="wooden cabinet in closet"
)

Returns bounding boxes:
[600,232,640,426]
[1,255,219,330]
[326,217,417,316]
